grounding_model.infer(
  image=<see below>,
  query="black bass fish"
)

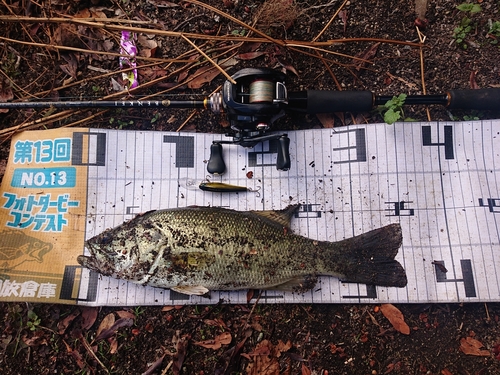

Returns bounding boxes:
[77,205,407,295]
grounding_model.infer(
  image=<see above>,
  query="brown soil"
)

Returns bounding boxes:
[1,0,500,374]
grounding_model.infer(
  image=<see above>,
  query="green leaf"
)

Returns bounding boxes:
[384,108,401,125]
[470,4,481,13]
[460,17,472,27]
[384,94,406,109]
[457,3,481,13]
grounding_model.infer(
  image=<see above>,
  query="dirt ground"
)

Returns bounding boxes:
[1,0,500,374]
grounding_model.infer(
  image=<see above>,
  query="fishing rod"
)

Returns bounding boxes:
[1,68,499,174]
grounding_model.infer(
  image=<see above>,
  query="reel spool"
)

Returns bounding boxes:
[249,79,275,104]
[221,68,288,132]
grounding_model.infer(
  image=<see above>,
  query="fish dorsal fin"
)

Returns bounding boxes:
[251,204,300,229]
[170,285,210,296]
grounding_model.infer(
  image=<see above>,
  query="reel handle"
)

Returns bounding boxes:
[276,135,291,171]
[207,143,226,175]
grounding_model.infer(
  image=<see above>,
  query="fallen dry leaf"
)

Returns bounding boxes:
[469,70,480,89]
[194,331,231,350]
[145,322,154,333]
[188,66,224,89]
[493,342,500,360]
[316,113,335,128]
[52,23,82,47]
[74,8,107,19]
[146,0,179,8]
[109,337,119,354]
[142,353,167,375]
[63,339,86,369]
[22,332,48,347]
[95,318,134,341]
[137,35,158,58]
[276,58,299,77]
[172,331,189,375]
[353,42,380,71]
[245,340,280,375]
[238,41,262,54]
[415,0,428,20]
[275,340,292,357]
[187,59,238,89]
[74,8,92,18]
[89,7,107,19]
[116,310,136,320]
[57,309,81,334]
[460,337,490,356]
[0,77,14,113]
[237,51,267,60]
[80,307,98,331]
[222,0,235,8]
[96,313,115,338]
[203,318,227,330]
[339,10,348,34]
[251,321,263,332]
[0,78,13,101]
[330,343,345,356]
[380,304,410,335]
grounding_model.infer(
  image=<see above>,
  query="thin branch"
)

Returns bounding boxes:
[416,26,431,122]
[61,109,109,129]
[313,0,349,42]
[0,36,190,63]
[183,0,285,47]
[176,110,198,132]
[285,43,374,64]
[80,336,109,374]
[0,16,425,49]
[180,34,236,85]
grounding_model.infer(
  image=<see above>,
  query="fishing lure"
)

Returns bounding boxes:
[199,182,257,193]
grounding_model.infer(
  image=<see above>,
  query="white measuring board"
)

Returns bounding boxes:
[71,120,498,306]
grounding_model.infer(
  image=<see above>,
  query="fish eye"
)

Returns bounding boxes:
[99,233,113,244]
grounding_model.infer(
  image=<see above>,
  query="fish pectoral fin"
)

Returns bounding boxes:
[170,285,210,296]
[263,275,318,292]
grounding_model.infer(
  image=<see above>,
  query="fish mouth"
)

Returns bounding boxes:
[78,241,100,271]
[77,254,98,271]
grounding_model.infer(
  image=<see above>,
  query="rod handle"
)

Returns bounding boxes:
[305,90,374,113]
[207,143,226,175]
[447,88,500,110]
[276,135,291,171]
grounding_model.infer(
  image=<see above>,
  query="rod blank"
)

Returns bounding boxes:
[0,99,207,109]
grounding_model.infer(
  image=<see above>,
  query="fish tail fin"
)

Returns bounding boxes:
[323,223,407,288]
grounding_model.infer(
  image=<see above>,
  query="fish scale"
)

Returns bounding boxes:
[78,205,407,296]
[145,208,318,289]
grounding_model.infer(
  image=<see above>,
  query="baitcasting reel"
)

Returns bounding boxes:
[207,68,291,175]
